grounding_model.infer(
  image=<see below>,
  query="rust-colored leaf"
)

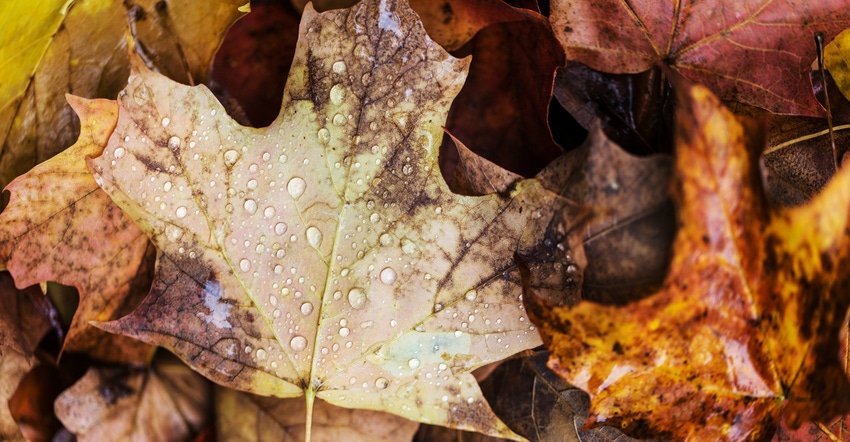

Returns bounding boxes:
[54,355,211,441]
[550,0,850,116]
[0,97,152,364]
[525,82,850,440]
[215,387,419,441]
[89,0,578,438]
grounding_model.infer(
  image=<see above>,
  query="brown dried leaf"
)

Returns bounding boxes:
[54,356,211,442]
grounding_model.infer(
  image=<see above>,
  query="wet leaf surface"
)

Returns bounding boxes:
[525,81,850,440]
[90,0,579,437]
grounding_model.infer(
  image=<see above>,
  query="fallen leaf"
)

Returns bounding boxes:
[0,96,152,364]
[553,62,675,155]
[0,0,246,203]
[215,387,419,441]
[536,126,674,304]
[54,355,211,441]
[0,273,51,442]
[89,0,577,438]
[524,81,850,440]
[549,0,850,116]
[441,4,564,178]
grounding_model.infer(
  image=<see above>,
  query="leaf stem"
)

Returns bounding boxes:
[305,388,316,442]
[763,124,850,155]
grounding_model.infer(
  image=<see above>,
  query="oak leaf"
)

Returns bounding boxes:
[54,356,211,441]
[524,82,850,440]
[0,97,153,364]
[89,0,577,438]
[549,0,850,116]
[0,0,247,199]
[215,387,419,441]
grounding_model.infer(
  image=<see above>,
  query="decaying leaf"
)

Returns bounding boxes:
[536,126,673,304]
[216,387,419,441]
[0,273,51,442]
[89,0,578,438]
[0,0,247,203]
[524,82,850,440]
[54,355,211,441]
[550,0,850,116]
[0,96,152,364]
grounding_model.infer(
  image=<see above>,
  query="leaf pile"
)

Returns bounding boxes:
[1,0,850,441]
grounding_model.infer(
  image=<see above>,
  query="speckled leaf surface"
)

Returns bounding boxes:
[90,0,575,438]
[525,82,850,440]
[0,96,152,364]
[550,0,850,116]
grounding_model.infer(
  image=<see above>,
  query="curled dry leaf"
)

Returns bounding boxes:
[550,0,850,116]
[89,0,579,438]
[54,357,211,441]
[524,82,850,440]
[0,97,152,364]
[0,273,51,442]
[215,387,419,441]
[0,0,247,199]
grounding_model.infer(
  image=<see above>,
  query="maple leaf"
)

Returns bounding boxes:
[524,81,850,440]
[0,96,153,364]
[88,0,577,438]
[54,356,210,441]
[549,0,850,116]
[215,387,419,441]
[0,0,247,199]
[825,29,850,103]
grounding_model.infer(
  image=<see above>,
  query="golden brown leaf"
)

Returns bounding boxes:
[0,97,152,364]
[525,82,850,440]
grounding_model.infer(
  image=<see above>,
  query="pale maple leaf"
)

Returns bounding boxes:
[87,0,580,439]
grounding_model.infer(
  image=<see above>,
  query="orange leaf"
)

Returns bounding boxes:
[525,81,850,440]
[0,97,152,364]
